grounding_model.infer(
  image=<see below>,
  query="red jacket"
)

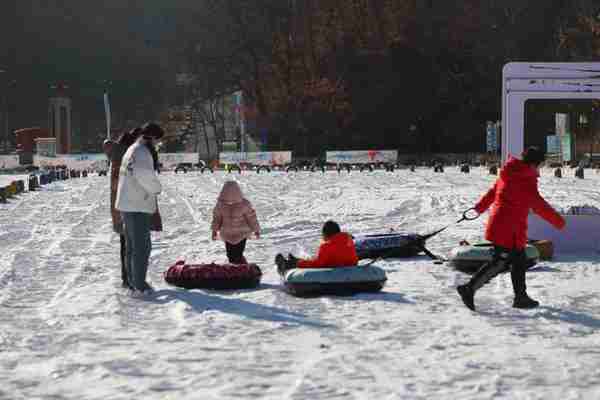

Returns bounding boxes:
[297,232,359,268]
[475,157,565,250]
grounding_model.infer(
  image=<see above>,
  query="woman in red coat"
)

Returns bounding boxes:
[457,147,565,311]
[275,221,358,274]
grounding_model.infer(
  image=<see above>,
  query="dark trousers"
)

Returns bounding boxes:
[469,246,528,296]
[120,234,128,286]
[225,239,247,264]
[121,212,152,291]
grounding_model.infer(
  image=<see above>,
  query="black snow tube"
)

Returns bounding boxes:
[354,233,425,259]
[164,261,262,290]
[280,265,387,297]
[447,243,540,274]
[201,167,214,174]
[256,165,271,174]
[337,164,352,173]
[310,165,326,173]
[228,165,242,174]
[286,166,299,173]
[360,164,374,172]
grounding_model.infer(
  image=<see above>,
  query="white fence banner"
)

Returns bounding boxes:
[219,151,292,166]
[326,150,398,164]
[158,153,199,168]
[34,154,109,170]
[0,155,20,170]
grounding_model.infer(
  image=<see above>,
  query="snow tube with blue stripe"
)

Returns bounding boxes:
[354,233,424,259]
[281,265,387,297]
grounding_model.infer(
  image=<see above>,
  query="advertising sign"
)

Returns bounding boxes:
[158,153,199,169]
[34,154,109,170]
[555,113,569,136]
[561,134,572,162]
[0,155,20,170]
[486,121,498,152]
[546,135,561,154]
[325,150,398,164]
[219,151,292,166]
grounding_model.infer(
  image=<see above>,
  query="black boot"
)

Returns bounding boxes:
[457,248,509,311]
[457,284,475,311]
[511,252,539,309]
[513,294,539,309]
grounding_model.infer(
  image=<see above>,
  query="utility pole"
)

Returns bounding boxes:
[1,70,16,153]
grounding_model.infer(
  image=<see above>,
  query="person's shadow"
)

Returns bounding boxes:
[145,286,336,329]
[534,306,600,330]
[482,306,600,331]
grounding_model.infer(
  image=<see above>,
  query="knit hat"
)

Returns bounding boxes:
[522,146,545,166]
[140,122,164,140]
[322,220,341,238]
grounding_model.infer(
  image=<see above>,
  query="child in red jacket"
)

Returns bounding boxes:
[275,221,358,274]
[457,147,565,311]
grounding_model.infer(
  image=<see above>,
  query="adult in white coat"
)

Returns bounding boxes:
[115,122,164,293]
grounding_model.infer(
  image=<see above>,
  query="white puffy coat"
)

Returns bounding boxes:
[115,138,162,214]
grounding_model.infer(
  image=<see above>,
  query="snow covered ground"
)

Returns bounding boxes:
[1,167,600,400]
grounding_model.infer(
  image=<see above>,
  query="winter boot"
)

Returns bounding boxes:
[511,252,539,309]
[457,248,510,311]
[457,284,475,311]
[513,294,539,309]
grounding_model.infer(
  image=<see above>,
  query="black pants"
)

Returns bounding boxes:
[469,246,528,296]
[120,234,128,285]
[225,239,247,264]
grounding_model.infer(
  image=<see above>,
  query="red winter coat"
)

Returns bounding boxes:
[475,157,565,250]
[297,232,359,268]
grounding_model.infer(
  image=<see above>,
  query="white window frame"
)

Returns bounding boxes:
[502,62,600,164]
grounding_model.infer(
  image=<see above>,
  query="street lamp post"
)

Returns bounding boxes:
[103,80,113,140]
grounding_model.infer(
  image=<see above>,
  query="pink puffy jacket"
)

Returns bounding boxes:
[211,181,260,244]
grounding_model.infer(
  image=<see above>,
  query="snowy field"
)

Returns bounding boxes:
[1,167,600,400]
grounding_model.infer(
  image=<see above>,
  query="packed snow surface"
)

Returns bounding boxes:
[1,167,600,400]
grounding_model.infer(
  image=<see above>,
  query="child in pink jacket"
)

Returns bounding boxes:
[211,181,260,264]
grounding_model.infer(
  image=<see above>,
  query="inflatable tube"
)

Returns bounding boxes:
[256,165,271,174]
[385,164,395,172]
[281,265,387,297]
[164,261,262,290]
[201,167,214,174]
[360,164,374,172]
[337,164,352,173]
[227,165,242,174]
[6,183,16,197]
[354,233,424,259]
[310,165,326,173]
[448,243,539,274]
[286,166,299,173]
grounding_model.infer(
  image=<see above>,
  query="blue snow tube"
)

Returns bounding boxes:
[354,233,424,259]
[281,265,387,297]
